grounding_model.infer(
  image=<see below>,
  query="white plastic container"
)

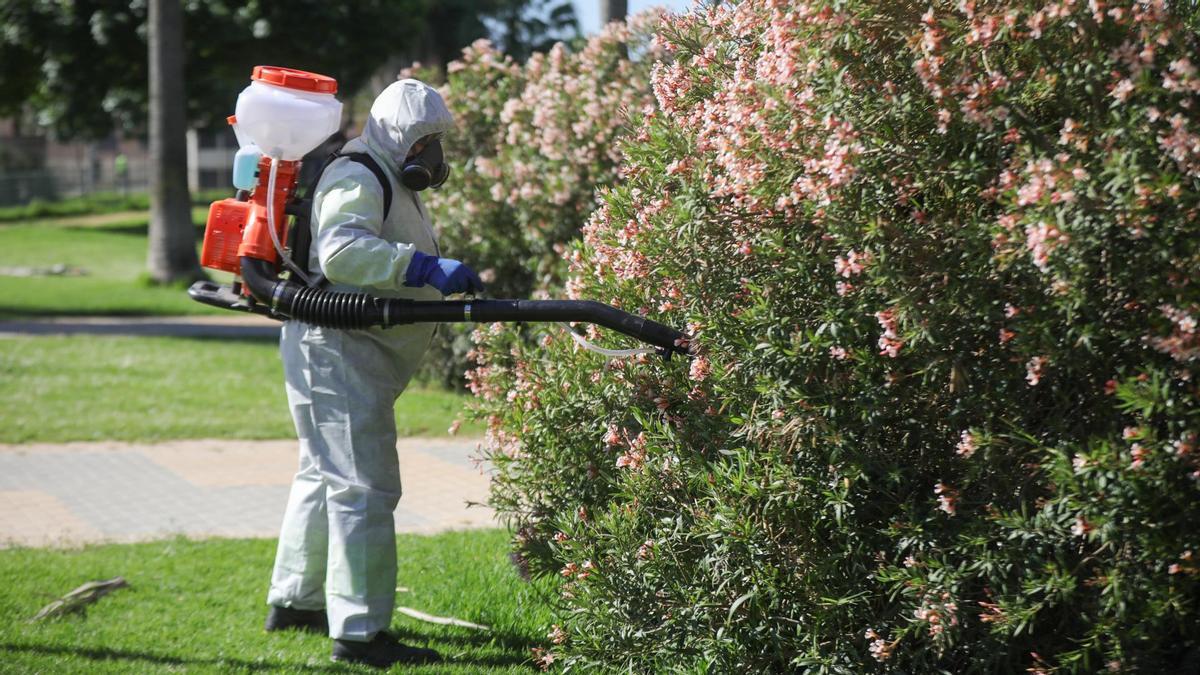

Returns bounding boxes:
[233,66,342,161]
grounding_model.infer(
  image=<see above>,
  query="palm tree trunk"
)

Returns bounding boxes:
[600,0,627,26]
[147,0,202,284]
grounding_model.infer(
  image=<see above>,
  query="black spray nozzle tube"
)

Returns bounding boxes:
[237,258,690,356]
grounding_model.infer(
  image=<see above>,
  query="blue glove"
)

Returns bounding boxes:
[404,251,485,295]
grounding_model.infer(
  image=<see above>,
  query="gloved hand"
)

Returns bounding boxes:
[404,251,485,295]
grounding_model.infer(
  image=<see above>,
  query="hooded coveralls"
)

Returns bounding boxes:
[266,80,454,641]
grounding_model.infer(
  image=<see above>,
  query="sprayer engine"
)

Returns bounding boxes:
[201,156,300,275]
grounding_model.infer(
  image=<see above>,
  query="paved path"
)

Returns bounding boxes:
[0,437,495,548]
[0,314,281,339]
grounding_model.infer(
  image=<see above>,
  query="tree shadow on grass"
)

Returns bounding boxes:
[0,642,347,673]
[1,639,537,672]
[390,624,538,668]
[65,223,150,237]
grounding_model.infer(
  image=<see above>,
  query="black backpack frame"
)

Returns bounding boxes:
[284,151,393,283]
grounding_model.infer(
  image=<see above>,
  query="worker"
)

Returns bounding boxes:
[262,79,483,668]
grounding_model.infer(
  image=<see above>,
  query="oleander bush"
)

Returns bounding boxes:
[419,18,661,386]
[463,1,1200,671]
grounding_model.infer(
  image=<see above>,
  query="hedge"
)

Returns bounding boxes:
[455,1,1200,671]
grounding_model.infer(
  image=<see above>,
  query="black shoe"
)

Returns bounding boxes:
[264,605,328,634]
[331,633,442,668]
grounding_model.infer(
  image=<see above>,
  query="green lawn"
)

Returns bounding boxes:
[0,211,224,319]
[0,335,483,443]
[0,530,554,673]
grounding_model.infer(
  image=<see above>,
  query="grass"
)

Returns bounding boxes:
[0,530,554,673]
[0,335,484,443]
[0,212,224,319]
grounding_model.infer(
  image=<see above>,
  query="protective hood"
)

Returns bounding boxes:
[361,79,454,178]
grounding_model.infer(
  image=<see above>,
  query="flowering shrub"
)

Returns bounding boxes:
[467,0,1200,671]
[418,19,661,385]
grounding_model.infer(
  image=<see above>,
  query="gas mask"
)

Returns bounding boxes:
[401,138,450,191]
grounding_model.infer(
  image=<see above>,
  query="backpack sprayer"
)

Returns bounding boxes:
[188,66,690,358]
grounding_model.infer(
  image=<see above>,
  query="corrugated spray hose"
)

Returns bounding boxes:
[189,259,691,357]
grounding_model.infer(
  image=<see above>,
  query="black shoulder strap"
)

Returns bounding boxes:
[340,152,393,219]
[285,149,394,286]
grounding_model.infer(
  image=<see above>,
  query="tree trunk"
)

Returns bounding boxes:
[147,0,202,284]
[600,0,627,26]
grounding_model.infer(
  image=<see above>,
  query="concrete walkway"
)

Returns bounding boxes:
[0,437,495,548]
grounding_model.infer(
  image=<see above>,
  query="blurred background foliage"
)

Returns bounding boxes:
[0,0,581,140]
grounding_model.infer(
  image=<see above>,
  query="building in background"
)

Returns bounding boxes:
[0,118,238,206]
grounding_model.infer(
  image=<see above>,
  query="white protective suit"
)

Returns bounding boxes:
[266,80,454,641]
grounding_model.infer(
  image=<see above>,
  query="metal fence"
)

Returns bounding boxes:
[0,161,152,206]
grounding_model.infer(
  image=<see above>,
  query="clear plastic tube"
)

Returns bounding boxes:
[266,157,313,285]
[558,322,655,359]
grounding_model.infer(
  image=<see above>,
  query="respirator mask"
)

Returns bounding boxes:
[401,138,450,191]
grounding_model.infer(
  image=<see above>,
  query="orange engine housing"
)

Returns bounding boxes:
[199,156,301,276]
[201,199,253,274]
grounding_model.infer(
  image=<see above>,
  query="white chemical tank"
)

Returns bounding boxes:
[233,66,342,161]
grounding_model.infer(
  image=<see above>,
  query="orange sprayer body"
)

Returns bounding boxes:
[200,198,253,274]
[199,156,301,276]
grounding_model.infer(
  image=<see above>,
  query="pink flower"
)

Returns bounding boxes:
[864,628,893,661]
[875,309,904,357]
[956,431,978,458]
[1026,356,1048,386]
[1151,304,1200,361]
[604,424,622,446]
[834,250,870,278]
[1130,443,1148,469]
[1071,515,1094,537]
[636,539,654,560]
[1025,221,1070,271]
[875,309,898,336]
[830,346,849,360]
[1170,57,1197,78]
[978,600,1006,624]
[936,108,952,133]
[934,482,958,516]
[548,625,567,644]
[689,355,711,382]
[616,433,647,470]
[999,328,1016,344]
[914,593,959,636]
[1111,78,1135,102]
[531,647,556,670]
[878,337,904,358]
[1173,435,1196,457]
[1122,426,1141,440]
[1058,118,1079,145]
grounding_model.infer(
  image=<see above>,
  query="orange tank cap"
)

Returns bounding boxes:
[251,66,338,95]
[226,115,237,125]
